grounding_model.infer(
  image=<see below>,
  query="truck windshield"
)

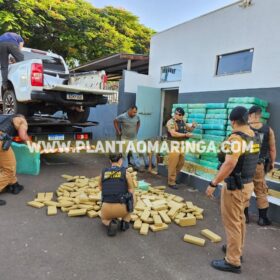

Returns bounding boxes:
[22,51,66,73]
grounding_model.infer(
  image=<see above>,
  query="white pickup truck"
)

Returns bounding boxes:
[0,48,116,123]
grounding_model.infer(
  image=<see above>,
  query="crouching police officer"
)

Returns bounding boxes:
[98,154,135,237]
[244,105,276,226]
[0,114,29,205]
[206,106,260,274]
[166,107,196,189]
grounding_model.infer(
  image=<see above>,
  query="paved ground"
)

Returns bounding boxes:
[0,153,279,280]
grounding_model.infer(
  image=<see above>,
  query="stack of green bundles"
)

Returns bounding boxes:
[202,103,227,142]
[187,103,206,125]
[227,97,270,123]
[195,103,226,175]
[170,98,270,181]
[226,97,270,135]
[187,104,206,139]
[172,103,188,122]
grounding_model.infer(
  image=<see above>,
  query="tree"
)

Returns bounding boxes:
[0,0,155,66]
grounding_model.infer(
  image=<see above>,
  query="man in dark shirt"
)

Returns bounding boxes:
[0,32,24,90]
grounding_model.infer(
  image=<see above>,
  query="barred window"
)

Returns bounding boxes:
[160,64,182,82]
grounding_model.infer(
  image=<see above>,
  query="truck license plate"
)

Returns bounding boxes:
[66,93,84,100]
[48,134,65,141]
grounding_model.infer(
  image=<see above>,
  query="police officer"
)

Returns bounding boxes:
[206,106,260,274]
[98,154,135,237]
[166,107,196,189]
[0,32,24,90]
[0,114,29,205]
[245,105,276,226]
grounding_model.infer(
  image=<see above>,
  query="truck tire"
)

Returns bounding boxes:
[66,107,90,123]
[2,89,29,115]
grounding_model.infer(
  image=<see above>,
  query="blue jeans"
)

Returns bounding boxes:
[120,139,141,168]
[143,153,157,168]
[122,152,141,168]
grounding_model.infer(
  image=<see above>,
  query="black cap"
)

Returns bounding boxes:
[175,107,185,116]
[249,105,262,115]
[229,106,248,122]
[109,153,122,162]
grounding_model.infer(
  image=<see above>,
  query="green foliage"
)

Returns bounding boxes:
[0,0,155,66]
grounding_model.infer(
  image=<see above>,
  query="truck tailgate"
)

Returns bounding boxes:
[43,84,117,95]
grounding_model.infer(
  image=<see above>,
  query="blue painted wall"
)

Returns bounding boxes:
[84,104,118,140]
[117,79,136,115]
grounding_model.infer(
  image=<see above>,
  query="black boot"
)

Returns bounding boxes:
[258,208,271,226]
[168,184,178,190]
[211,259,241,274]
[120,220,130,231]
[0,200,6,206]
[244,207,249,224]
[107,219,118,237]
[6,182,24,195]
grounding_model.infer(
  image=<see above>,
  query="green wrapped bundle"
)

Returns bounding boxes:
[138,180,151,191]
[188,109,206,114]
[203,134,225,142]
[227,125,233,131]
[203,139,223,147]
[187,138,199,143]
[188,118,205,124]
[11,142,40,175]
[188,104,206,109]
[204,119,228,125]
[228,108,270,120]
[201,151,219,158]
[207,109,228,114]
[228,97,268,107]
[199,159,220,169]
[201,155,219,163]
[204,130,226,136]
[226,131,232,136]
[187,153,200,158]
[262,112,270,119]
[202,124,225,130]
[195,170,216,180]
[189,113,206,119]
[185,155,200,164]
[206,114,228,119]
[192,128,203,134]
[227,103,257,109]
[172,103,188,108]
[205,103,226,109]
[191,134,203,140]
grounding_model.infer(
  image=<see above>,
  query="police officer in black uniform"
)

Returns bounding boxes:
[206,106,260,274]
[99,154,135,236]
[246,105,276,225]
[0,114,29,205]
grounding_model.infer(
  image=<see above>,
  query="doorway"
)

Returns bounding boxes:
[160,88,179,136]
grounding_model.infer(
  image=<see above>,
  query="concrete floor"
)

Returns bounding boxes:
[0,153,279,280]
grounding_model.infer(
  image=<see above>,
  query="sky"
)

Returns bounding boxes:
[90,0,237,31]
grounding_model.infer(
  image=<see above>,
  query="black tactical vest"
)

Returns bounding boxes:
[0,115,17,136]
[167,119,187,140]
[250,124,270,160]
[101,166,128,203]
[220,131,260,182]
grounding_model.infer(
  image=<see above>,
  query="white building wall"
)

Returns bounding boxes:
[124,71,154,93]
[148,0,280,93]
